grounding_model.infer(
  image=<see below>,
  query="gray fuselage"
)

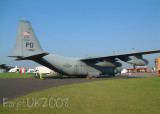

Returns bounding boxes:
[34,54,122,77]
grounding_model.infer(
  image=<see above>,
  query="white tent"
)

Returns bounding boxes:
[34,66,55,74]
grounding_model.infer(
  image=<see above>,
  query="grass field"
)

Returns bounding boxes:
[0,73,66,79]
[0,73,35,78]
[0,77,160,114]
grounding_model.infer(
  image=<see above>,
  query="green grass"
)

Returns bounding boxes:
[0,73,67,79]
[0,73,35,78]
[0,77,160,114]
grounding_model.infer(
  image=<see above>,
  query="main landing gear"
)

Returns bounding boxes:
[86,76,94,79]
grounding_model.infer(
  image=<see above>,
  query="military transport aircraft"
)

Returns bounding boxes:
[9,19,160,77]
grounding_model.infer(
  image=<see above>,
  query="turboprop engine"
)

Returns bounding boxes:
[95,60,122,68]
[120,55,148,66]
[114,66,123,73]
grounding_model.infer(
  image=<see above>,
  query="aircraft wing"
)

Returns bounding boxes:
[80,50,160,61]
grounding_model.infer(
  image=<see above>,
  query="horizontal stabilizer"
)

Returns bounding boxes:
[8,56,23,58]
[14,52,49,60]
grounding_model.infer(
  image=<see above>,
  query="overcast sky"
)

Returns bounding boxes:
[0,0,160,69]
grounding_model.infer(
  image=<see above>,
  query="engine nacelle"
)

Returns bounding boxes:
[122,55,148,66]
[95,60,122,68]
[127,59,148,66]
[114,66,123,74]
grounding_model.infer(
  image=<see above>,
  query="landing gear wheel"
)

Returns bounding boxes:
[86,76,90,79]
[86,76,94,79]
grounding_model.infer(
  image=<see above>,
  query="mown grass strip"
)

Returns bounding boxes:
[0,77,160,114]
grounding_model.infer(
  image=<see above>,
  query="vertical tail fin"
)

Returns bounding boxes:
[14,19,43,57]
